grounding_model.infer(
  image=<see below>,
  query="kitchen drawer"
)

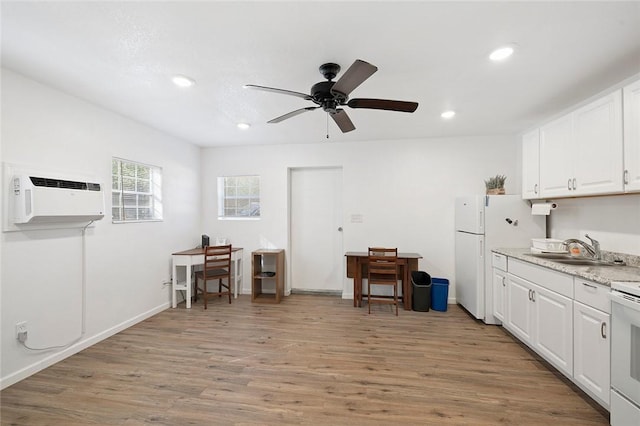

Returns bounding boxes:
[509,259,573,298]
[574,278,610,314]
[492,252,507,271]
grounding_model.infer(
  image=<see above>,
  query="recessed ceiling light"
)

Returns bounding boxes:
[237,123,251,130]
[172,75,195,88]
[441,110,456,119]
[489,46,515,61]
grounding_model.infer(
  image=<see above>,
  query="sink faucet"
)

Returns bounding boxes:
[563,234,601,260]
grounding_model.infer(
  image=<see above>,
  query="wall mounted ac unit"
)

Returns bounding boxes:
[12,174,105,224]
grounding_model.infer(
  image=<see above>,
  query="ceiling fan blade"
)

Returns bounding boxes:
[330,59,378,96]
[347,98,419,113]
[244,84,312,100]
[330,109,356,133]
[268,107,319,123]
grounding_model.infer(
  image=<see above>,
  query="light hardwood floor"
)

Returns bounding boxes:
[1,295,608,425]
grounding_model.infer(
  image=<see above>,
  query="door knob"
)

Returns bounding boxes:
[338,227,343,232]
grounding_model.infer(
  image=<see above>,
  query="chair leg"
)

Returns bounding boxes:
[227,279,232,304]
[368,282,371,314]
[203,279,208,310]
[395,283,398,316]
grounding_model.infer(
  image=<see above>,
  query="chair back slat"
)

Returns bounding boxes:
[194,244,233,308]
[204,245,232,272]
[367,247,400,315]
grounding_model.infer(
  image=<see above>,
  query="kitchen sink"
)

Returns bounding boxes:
[529,252,626,266]
[555,258,625,267]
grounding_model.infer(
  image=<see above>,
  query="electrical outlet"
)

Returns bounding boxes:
[15,321,28,341]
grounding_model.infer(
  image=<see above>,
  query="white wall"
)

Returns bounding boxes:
[0,69,201,388]
[201,135,521,300]
[549,194,640,255]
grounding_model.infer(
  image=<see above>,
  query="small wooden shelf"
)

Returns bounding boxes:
[251,249,285,304]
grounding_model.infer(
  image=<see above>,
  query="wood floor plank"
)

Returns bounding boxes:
[1,295,608,425]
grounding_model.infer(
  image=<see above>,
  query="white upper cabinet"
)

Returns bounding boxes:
[536,89,624,198]
[539,114,574,197]
[573,90,623,196]
[521,129,540,199]
[624,79,640,192]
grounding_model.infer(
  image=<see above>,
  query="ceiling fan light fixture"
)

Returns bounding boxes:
[172,75,195,88]
[489,45,515,61]
[237,123,251,130]
[441,110,456,119]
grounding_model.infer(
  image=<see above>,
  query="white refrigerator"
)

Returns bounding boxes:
[455,195,545,324]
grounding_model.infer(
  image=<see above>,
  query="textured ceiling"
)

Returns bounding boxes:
[2,1,640,147]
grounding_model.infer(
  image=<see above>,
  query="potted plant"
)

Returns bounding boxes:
[485,174,506,195]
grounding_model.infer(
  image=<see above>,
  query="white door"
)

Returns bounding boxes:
[454,196,483,234]
[505,274,534,345]
[624,79,640,192]
[454,231,484,319]
[573,90,623,195]
[290,167,343,293]
[492,268,506,322]
[574,301,610,406]
[522,129,540,199]
[533,283,573,376]
[539,113,574,198]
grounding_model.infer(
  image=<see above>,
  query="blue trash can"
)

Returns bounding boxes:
[431,278,449,312]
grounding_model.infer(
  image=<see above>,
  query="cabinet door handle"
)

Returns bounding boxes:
[601,322,607,339]
[501,276,506,287]
[528,289,532,301]
[582,282,597,289]
[624,170,629,185]
[534,183,538,194]
[531,290,536,302]
[572,178,577,190]
[567,179,572,190]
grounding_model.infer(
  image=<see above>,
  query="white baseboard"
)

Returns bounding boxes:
[0,302,170,390]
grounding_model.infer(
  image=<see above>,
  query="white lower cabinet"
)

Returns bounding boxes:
[505,272,572,376]
[533,284,573,376]
[492,268,507,322]
[573,280,611,408]
[499,255,612,411]
[505,274,535,343]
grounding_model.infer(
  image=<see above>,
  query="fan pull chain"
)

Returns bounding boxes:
[326,113,330,139]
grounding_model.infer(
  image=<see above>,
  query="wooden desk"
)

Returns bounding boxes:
[345,251,422,311]
[171,247,243,308]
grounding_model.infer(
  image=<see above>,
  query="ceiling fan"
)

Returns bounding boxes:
[244,59,419,133]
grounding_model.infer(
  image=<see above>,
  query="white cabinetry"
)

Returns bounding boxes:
[504,259,574,376]
[624,79,640,192]
[521,129,540,199]
[533,283,573,376]
[492,253,507,322]
[539,114,573,197]
[573,279,610,408]
[573,91,623,195]
[496,251,613,411]
[539,90,623,198]
[505,274,535,343]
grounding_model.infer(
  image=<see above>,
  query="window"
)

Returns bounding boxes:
[218,175,260,219]
[112,158,163,222]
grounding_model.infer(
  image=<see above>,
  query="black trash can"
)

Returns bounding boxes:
[411,271,432,312]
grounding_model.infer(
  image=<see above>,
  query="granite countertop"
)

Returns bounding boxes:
[493,248,640,287]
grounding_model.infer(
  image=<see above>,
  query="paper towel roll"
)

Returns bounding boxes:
[531,203,557,215]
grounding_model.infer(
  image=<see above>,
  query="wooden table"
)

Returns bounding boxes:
[171,247,243,308]
[345,251,422,311]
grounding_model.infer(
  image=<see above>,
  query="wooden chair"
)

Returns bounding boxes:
[194,244,232,309]
[367,247,400,315]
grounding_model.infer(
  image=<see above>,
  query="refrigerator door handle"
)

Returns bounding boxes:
[479,239,483,258]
